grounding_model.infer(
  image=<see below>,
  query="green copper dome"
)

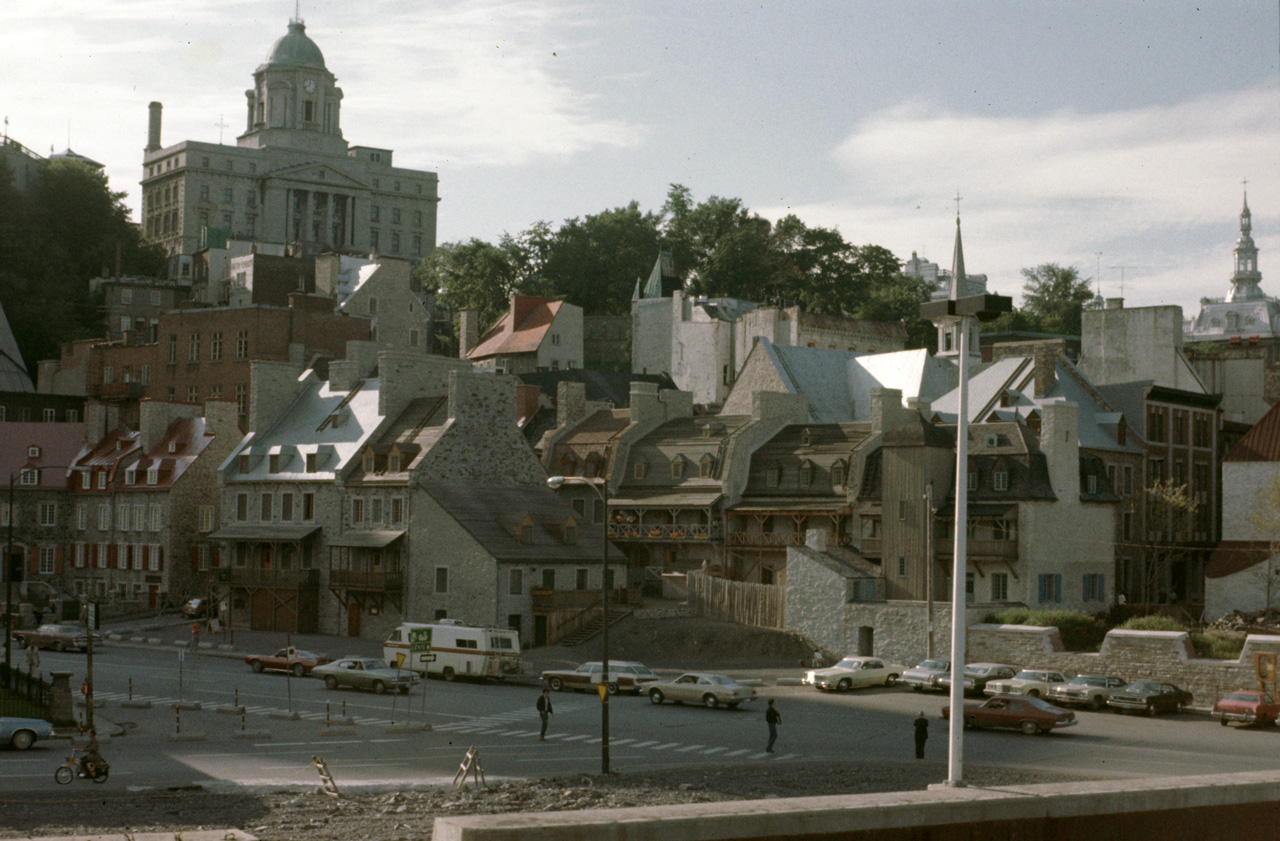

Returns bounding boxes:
[265,21,326,69]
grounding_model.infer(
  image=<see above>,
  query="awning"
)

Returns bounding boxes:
[610,492,723,509]
[208,525,320,542]
[326,530,405,549]
[1206,540,1275,579]
[730,500,850,514]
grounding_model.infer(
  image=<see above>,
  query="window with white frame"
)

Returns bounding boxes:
[20,468,38,486]
[97,471,106,490]
[99,504,111,530]
[76,504,86,530]
[39,502,57,526]
[391,497,404,525]
[150,504,162,531]
[993,470,1009,491]
[74,543,86,568]
[991,572,1008,601]
[117,506,129,530]
[96,543,108,568]
[199,506,214,532]
[352,498,364,524]
[149,544,160,571]
[371,498,383,524]
[197,545,209,570]
[133,504,145,531]
[39,546,56,574]
[125,468,136,485]
[147,467,159,485]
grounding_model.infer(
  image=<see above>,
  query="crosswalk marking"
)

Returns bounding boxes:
[630,740,659,748]
[611,738,634,745]
[561,734,590,742]
[676,744,705,752]
[701,746,727,755]
[723,749,751,757]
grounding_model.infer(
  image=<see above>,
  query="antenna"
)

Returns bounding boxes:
[1095,252,1102,295]
[1110,265,1140,299]
[214,115,229,144]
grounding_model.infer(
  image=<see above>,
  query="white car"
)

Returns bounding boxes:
[1047,674,1129,710]
[803,656,906,692]
[902,659,949,691]
[982,669,1068,699]
[647,673,756,709]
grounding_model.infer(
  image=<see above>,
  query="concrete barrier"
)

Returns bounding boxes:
[432,770,1280,841]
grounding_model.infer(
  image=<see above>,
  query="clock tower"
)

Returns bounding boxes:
[238,17,347,156]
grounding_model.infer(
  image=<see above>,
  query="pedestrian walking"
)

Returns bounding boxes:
[913,711,929,759]
[765,699,781,753]
[188,623,201,651]
[24,641,40,676]
[537,688,553,741]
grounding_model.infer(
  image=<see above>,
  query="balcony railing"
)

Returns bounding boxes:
[728,531,805,547]
[859,537,882,556]
[936,538,1018,560]
[227,567,319,588]
[329,569,402,591]
[607,523,711,541]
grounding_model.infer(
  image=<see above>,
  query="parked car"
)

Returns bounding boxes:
[182,598,210,617]
[1106,680,1194,715]
[647,673,757,709]
[1213,689,1280,727]
[902,659,950,691]
[803,656,906,692]
[937,663,1018,696]
[0,716,53,750]
[941,695,1078,735]
[311,657,419,694]
[541,661,660,695]
[245,648,333,677]
[13,624,100,652]
[1046,674,1129,711]
[982,669,1068,699]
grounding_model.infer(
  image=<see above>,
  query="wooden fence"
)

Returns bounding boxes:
[687,570,785,629]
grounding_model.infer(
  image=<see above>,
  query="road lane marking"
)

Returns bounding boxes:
[676,744,705,752]
[611,738,634,745]
[701,747,727,754]
[651,742,680,750]
[560,734,590,742]
[723,749,751,757]
[630,741,659,748]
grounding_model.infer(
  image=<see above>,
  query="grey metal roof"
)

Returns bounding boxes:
[209,524,319,541]
[327,530,405,548]
[420,481,623,563]
[789,544,881,579]
[610,491,723,508]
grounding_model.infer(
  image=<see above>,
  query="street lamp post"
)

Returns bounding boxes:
[546,474,612,775]
[4,472,17,687]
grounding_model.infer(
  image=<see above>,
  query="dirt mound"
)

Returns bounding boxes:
[528,615,817,672]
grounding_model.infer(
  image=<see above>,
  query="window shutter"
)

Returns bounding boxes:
[191,546,200,571]
[55,546,64,575]
[28,547,38,575]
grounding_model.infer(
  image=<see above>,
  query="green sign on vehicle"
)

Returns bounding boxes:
[409,628,432,653]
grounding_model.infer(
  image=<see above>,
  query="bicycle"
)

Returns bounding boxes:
[54,755,110,784]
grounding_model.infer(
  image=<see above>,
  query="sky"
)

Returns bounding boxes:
[4,0,1279,313]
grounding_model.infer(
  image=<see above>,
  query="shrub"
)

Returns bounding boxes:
[1117,615,1185,633]
[984,608,1108,652]
[1189,632,1245,660]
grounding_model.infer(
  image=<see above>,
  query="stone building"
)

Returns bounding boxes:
[90,275,190,343]
[461,296,583,374]
[316,255,442,354]
[140,18,439,276]
[226,251,315,308]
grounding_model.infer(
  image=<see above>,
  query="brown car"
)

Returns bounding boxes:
[14,624,100,653]
[541,661,661,695]
[942,695,1078,735]
[246,648,333,677]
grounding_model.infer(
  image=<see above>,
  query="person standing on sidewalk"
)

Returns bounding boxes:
[537,688,553,741]
[913,711,929,759]
[765,699,781,753]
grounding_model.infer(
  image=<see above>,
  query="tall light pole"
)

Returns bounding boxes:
[546,474,612,775]
[919,208,1010,787]
[4,472,17,687]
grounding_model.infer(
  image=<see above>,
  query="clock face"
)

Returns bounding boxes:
[304,79,316,93]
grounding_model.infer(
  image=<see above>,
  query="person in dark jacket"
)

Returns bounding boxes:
[537,688,553,741]
[914,711,929,759]
[765,699,781,753]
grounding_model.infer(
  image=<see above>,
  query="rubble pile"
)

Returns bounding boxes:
[1207,610,1280,634]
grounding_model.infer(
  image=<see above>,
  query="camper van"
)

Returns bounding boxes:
[383,620,527,681]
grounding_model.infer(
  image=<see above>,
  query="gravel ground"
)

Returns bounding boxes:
[0,761,1100,840]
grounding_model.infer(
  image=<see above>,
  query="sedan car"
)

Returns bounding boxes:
[902,659,950,691]
[1106,680,1194,715]
[541,661,660,695]
[13,624,101,652]
[1046,674,1129,711]
[982,669,1068,699]
[311,657,419,694]
[942,695,1078,735]
[937,663,1018,696]
[647,673,756,709]
[1213,689,1280,727]
[246,648,333,677]
[804,656,906,692]
[0,716,53,750]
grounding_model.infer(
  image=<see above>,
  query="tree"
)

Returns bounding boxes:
[1019,264,1094,336]
[416,238,521,332]
[541,203,662,316]
[1246,473,1280,622]
[1133,478,1199,604]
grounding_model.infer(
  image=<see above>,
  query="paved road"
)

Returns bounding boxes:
[4,643,1280,792]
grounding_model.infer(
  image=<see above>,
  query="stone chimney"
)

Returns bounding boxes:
[459,308,480,359]
[202,399,242,440]
[907,397,932,418]
[1039,401,1079,502]
[556,381,587,429]
[517,383,541,424]
[146,102,162,153]
[870,388,911,434]
[314,253,341,298]
[83,402,121,447]
[249,360,310,433]
[751,391,808,424]
[1032,343,1058,398]
[139,401,200,453]
[377,350,469,417]
[447,369,515,431]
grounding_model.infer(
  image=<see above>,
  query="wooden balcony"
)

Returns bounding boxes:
[227,567,319,588]
[728,531,805,547]
[607,523,711,541]
[859,537,882,556]
[936,538,1018,561]
[329,569,403,591]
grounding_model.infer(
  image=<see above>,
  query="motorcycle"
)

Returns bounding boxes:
[54,755,110,784]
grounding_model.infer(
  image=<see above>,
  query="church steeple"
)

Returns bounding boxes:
[1226,187,1263,302]
[950,212,965,302]
[937,203,981,362]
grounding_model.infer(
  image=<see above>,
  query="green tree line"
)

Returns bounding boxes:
[0,157,164,370]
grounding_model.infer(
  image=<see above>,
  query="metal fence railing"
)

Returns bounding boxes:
[0,663,53,720]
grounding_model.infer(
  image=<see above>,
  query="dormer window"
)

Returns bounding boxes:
[1087,474,1098,494]
[583,454,600,478]
[389,452,401,472]
[97,471,106,490]
[633,460,648,480]
[799,459,814,487]
[564,519,577,545]
[80,471,91,490]
[801,429,812,447]
[671,457,685,480]
[831,460,847,487]
[967,471,978,491]
[305,452,318,473]
[269,454,281,474]
[168,441,177,454]
[20,468,38,486]
[147,467,159,485]
[521,515,536,545]
[699,454,714,479]
[363,452,375,473]
[27,446,40,458]
[125,468,137,485]
[993,470,1009,492]
[766,464,781,488]
[238,454,251,474]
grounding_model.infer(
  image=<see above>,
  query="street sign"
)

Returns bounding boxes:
[86,602,98,630]
[396,652,406,669]
[408,628,432,654]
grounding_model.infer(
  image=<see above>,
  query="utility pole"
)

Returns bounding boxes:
[924,482,935,660]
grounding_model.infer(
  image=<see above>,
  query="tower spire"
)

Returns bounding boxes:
[950,195,965,302]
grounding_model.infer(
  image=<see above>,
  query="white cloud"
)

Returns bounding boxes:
[759,87,1280,311]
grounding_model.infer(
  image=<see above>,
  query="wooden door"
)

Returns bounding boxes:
[347,602,361,637]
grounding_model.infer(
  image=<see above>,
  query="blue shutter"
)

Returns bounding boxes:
[1098,574,1105,601]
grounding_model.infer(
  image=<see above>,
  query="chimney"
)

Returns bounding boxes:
[139,401,200,453]
[459,308,479,359]
[1039,401,1079,502]
[629,381,662,425]
[202,399,243,439]
[907,397,932,418]
[556,381,587,429]
[1032,344,1057,398]
[517,383,542,425]
[314,253,341,298]
[146,102,163,152]
[870,387,908,434]
[1105,298,1124,310]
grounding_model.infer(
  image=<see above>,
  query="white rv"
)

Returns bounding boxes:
[383,620,527,681]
